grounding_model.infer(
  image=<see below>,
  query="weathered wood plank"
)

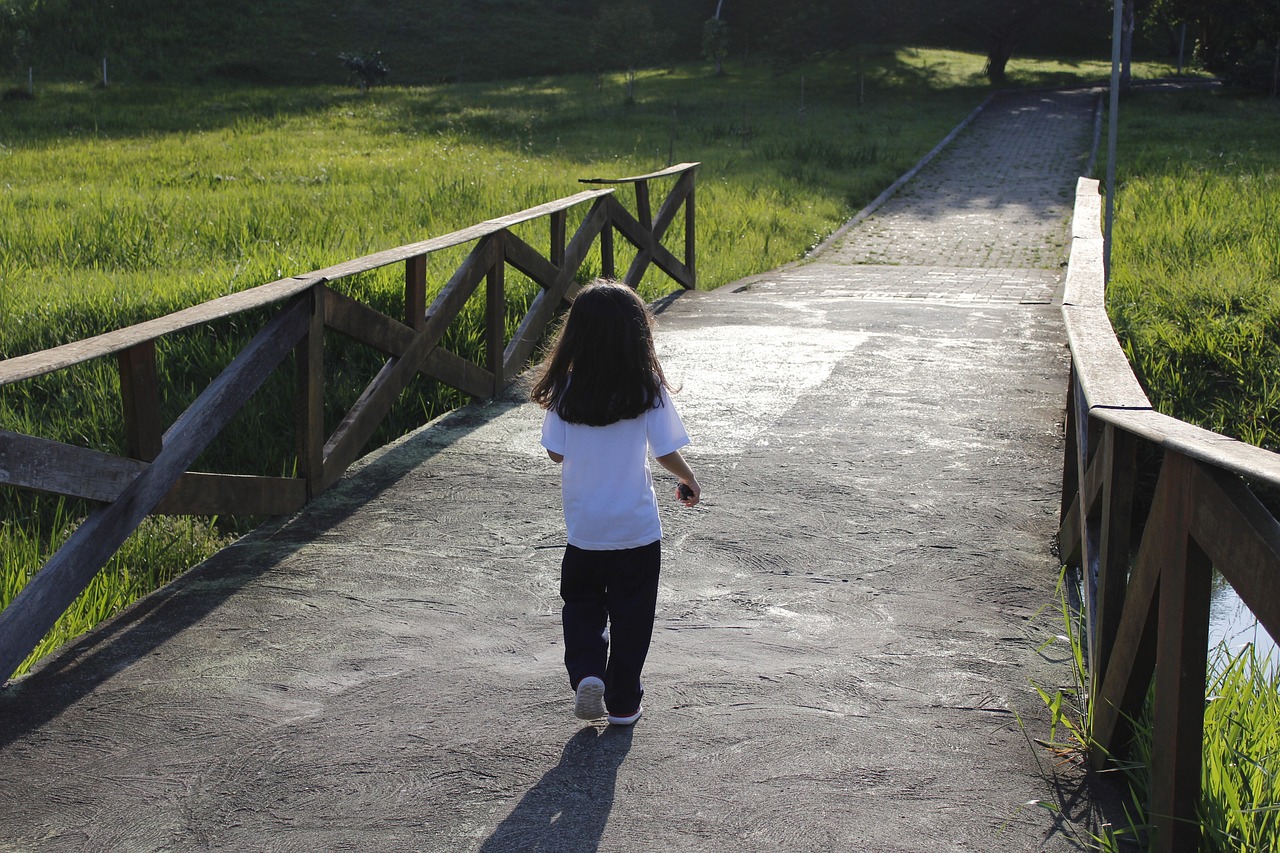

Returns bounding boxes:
[608,198,692,287]
[155,473,307,516]
[1059,374,1081,550]
[301,190,612,282]
[0,430,306,516]
[503,231,560,289]
[1062,235,1104,309]
[1071,177,1103,242]
[1059,499,1082,568]
[324,287,417,357]
[296,286,326,501]
[323,285,492,398]
[320,238,499,488]
[0,430,144,502]
[505,289,559,380]
[486,244,506,394]
[550,211,566,268]
[1149,454,1211,853]
[635,180,653,231]
[1061,305,1151,411]
[579,162,700,185]
[422,347,492,401]
[0,295,310,681]
[405,255,427,331]
[1098,407,1280,491]
[0,276,320,385]
[1189,463,1280,642]
[117,341,164,462]
[1090,452,1176,770]
[684,180,697,289]
[1094,424,1137,692]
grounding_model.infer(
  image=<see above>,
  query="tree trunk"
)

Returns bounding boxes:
[985,43,1013,84]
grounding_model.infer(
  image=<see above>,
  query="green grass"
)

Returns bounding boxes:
[0,498,234,675]
[0,49,1159,678]
[1107,88,1280,450]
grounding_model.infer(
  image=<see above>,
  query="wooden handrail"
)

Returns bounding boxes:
[1060,177,1280,853]
[0,165,699,682]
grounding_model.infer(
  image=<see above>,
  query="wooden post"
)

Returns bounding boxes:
[296,285,326,500]
[486,236,506,395]
[1148,453,1211,853]
[685,179,696,289]
[1093,424,1136,692]
[117,340,163,462]
[636,181,653,232]
[1060,371,1080,525]
[551,211,566,268]
[405,255,426,331]
[601,219,615,280]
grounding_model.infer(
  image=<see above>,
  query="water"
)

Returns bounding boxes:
[1209,576,1276,664]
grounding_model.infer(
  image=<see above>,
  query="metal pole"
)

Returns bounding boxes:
[1105,0,1123,285]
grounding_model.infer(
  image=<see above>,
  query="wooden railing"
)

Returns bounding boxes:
[0,163,699,681]
[1059,177,1280,853]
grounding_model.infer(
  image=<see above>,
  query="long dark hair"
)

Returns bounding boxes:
[530,279,667,426]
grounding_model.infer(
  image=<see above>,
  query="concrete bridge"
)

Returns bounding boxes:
[0,89,1117,851]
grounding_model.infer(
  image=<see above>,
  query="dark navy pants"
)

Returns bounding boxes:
[560,541,661,716]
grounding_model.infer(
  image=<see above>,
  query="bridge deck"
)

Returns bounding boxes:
[0,90,1117,851]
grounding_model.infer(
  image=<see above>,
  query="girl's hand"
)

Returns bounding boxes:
[676,481,701,507]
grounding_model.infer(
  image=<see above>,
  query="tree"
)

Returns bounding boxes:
[702,16,729,75]
[590,1,661,103]
[946,0,1059,84]
[339,52,390,91]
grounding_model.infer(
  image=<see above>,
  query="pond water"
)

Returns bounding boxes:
[1209,576,1276,664]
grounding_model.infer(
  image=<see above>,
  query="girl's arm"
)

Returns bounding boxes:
[656,450,701,507]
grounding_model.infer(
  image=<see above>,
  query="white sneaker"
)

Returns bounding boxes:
[607,706,643,726]
[574,676,606,720]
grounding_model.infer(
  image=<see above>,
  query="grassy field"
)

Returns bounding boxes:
[0,49,1166,673]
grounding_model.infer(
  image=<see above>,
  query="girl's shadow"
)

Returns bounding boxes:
[479,725,634,853]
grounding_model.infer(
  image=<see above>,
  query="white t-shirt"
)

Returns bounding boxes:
[541,385,690,550]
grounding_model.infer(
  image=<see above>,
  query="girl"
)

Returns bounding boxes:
[531,279,701,727]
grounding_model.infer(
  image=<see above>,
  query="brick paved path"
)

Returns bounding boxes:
[751,89,1097,304]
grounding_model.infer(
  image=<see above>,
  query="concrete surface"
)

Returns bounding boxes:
[0,89,1119,851]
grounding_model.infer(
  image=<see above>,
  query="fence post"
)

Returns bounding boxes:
[601,216,615,280]
[551,211,566,269]
[405,255,426,331]
[1093,424,1136,693]
[685,178,696,289]
[486,235,506,395]
[118,340,163,462]
[1148,451,1211,853]
[296,285,325,500]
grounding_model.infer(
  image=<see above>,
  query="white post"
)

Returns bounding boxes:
[102,56,108,87]
[28,67,34,96]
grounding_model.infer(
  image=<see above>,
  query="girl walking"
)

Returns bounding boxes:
[531,279,701,727]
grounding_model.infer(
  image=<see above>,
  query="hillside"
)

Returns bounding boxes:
[1,0,707,87]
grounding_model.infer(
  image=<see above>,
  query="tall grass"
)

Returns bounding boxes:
[1107,89,1280,450]
[0,50,1160,677]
